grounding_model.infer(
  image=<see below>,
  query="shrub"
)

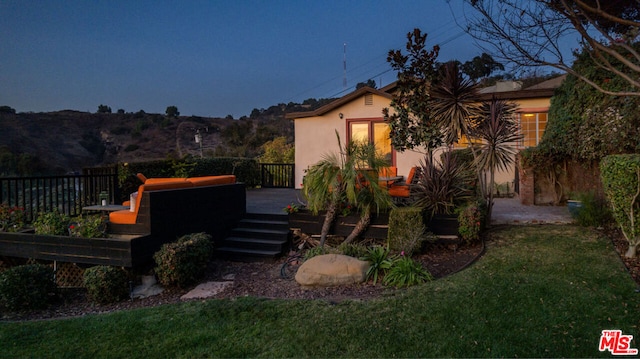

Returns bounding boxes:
[383,255,432,288]
[388,207,425,255]
[362,246,394,285]
[574,191,614,227]
[153,232,213,288]
[303,245,338,260]
[457,201,485,244]
[83,266,129,304]
[337,242,369,258]
[601,154,640,258]
[33,210,70,236]
[69,215,107,238]
[0,264,57,311]
[0,204,26,232]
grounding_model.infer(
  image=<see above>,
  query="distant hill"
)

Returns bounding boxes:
[0,109,296,175]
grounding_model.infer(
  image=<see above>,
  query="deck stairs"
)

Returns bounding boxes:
[215,213,291,262]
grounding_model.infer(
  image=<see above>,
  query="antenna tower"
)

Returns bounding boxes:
[343,42,347,89]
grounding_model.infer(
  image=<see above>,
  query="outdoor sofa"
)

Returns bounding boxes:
[108,174,245,239]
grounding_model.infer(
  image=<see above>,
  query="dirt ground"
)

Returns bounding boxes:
[2,227,638,322]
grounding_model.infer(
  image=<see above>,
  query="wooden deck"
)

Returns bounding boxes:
[0,183,247,268]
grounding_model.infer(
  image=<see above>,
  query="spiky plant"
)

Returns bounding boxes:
[303,131,393,246]
[472,98,522,222]
[429,61,482,146]
[413,151,473,218]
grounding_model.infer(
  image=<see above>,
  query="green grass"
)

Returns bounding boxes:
[1,225,639,358]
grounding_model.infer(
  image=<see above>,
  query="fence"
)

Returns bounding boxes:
[260,163,294,188]
[0,167,119,222]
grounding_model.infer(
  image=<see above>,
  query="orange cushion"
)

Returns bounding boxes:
[136,173,148,183]
[380,166,397,177]
[388,185,410,197]
[109,181,193,224]
[406,167,417,184]
[144,177,188,184]
[187,175,236,186]
[109,210,137,224]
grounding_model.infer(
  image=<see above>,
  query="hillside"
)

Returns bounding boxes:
[0,110,294,175]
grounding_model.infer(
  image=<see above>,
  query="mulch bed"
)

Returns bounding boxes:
[2,227,639,322]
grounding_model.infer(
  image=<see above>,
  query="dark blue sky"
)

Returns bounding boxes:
[2,1,487,118]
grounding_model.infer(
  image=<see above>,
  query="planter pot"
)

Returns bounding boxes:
[0,231,149,267]
[288,209,389,239]
[567,200,583,219]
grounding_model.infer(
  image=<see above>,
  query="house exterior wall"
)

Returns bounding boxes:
[493,96,553,189]
[293,91,554,193]
[294,93,392,188]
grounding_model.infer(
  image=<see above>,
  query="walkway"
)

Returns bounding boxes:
[245,188,573,224]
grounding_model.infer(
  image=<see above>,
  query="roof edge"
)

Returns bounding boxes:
[285,86,393,119]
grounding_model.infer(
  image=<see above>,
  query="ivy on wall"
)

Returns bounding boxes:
[525,45,640,169]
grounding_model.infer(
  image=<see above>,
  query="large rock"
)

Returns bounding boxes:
[295,254,370,287]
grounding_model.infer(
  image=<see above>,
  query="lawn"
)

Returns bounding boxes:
[1,225,638,358]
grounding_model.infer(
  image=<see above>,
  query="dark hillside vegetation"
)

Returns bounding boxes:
[0,107,300,175]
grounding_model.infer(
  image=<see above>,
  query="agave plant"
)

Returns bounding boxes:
[303,131,393,246]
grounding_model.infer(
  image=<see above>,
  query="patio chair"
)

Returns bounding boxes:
[388,166,419,203]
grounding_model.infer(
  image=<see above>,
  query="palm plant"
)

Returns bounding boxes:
[430,61,482,146]
[429,61,487,197]
[303,131,393,246]
[472,98,521,222]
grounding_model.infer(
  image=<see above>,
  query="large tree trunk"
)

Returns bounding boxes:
[625,243,638,258]
[343,209,371,244]
[485,169,495,226]
[320,200,339,247]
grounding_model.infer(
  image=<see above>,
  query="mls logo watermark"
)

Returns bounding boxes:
[599,330,638,355]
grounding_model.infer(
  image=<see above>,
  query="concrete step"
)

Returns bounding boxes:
[221,236,288,252]
[215,247,283,262]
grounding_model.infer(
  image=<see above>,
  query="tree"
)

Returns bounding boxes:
[250,108,262,118]
[382,28,442,153]
[460,53,505,81]
[356,79,377,89]
[430,61,482,147]
[463,0,640,97]
[165,106,180,118]
[540,47,640,163]
[97,104,111,114]
[258,136,294,164]
[385,28,522,223]
[0,106,16,114]
[472,98,522,221]
[303,132,393,246]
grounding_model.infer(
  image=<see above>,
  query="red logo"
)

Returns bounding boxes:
[599,330,638,355]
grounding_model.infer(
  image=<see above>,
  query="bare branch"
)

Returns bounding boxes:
[463,0,640,97]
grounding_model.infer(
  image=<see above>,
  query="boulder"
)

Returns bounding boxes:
[295,254,370,287]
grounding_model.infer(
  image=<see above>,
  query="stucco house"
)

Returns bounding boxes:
[286,75,565,192]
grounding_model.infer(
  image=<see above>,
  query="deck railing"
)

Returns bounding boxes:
[0,168,119,222]
[260,163,294,188]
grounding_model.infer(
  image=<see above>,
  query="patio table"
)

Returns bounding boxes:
[379,175,403,188]
[82,204,129,212]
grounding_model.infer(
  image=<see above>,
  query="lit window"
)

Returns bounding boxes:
[348,120,392,165]
[520,113,547,147]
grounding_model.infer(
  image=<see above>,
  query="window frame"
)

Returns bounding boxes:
[518,108,548,148]
[345,117,395,166]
